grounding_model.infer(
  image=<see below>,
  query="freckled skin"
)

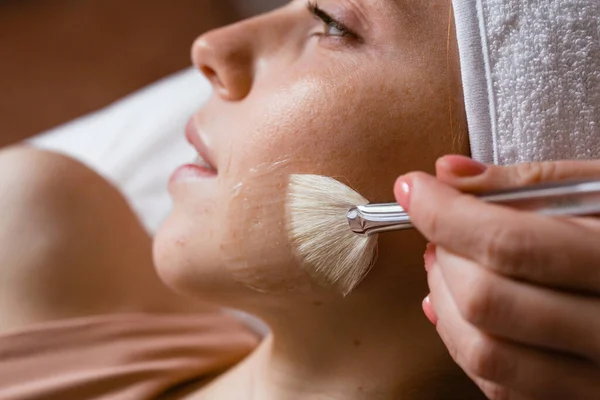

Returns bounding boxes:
[154,0,467,304]
[153,1,478,398]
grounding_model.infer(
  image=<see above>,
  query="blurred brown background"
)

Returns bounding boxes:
[0,0,285,146]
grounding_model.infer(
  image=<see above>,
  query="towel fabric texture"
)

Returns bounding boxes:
[453,0,600,164]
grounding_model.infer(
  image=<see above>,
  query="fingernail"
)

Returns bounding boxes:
[422,296,438,325]
[438,155,487,178]
[424,243,437,272]
[394,175,413,211]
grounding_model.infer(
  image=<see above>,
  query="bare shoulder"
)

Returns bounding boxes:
[0,146,202,332]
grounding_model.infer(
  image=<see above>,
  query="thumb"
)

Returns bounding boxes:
[436,155,600,193]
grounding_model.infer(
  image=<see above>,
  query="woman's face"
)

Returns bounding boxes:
[154,0,467,303]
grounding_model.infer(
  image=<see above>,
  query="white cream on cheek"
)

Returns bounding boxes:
[220,159,319,295]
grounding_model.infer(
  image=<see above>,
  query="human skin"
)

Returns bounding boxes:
[154,0,482,399]
[397,156,600,399]
[0,147,208,334]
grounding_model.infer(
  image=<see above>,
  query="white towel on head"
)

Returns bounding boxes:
[452,0,600,165]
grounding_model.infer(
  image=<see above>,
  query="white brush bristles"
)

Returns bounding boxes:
[286,174,378,296]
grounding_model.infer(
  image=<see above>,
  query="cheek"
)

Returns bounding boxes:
[218,164,318,294]
[214,65,455,293]
[156,170,319,296]
[159,56,460,298]
[235,67,447,203]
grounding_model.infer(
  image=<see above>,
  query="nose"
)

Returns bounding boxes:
[192,23,255,101]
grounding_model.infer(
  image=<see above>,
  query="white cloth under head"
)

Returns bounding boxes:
[453,0,600,164]
[29,68,206,233]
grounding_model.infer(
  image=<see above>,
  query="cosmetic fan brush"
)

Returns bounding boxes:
[286,174,600,296]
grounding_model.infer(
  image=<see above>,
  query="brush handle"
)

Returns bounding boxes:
[348,179,600,236]
[347,203,412,235]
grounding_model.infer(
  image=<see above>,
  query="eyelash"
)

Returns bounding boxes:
[306,1,359,41]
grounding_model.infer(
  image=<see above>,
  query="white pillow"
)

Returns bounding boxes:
[28,68,210,234]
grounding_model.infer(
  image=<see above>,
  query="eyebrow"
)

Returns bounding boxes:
[344,0,372,32]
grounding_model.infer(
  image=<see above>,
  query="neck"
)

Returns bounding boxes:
[200,252,480,399]
[256,300,452,399]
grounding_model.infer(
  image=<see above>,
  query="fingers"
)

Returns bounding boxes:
[435,155,600,193]
[394,172,600,293]
[436,246,600,361]
[428,263,600,399]
[464,369,531,400]
[418,156,600,398]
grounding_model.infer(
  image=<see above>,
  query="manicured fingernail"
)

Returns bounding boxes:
[394,176,413,211]
[422,296,438,325]
[438,155,487,178]
[424,243,437,272]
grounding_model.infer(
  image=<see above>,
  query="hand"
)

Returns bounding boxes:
[394,155,600,400]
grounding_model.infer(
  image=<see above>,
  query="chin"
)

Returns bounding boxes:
[152,211,253,304]
[152,215,204,294]
[152,214,195,296]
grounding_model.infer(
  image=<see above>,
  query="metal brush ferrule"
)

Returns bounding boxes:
[347,203,413,236]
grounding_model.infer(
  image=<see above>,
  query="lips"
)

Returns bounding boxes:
[185,119,218,173]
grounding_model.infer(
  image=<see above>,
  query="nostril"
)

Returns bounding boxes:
[193,33,253,101]
[200,65,223,88]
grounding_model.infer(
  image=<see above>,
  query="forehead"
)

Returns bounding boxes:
[355,0,452,44]
[390,0,449,9]
[365,0,451,26]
